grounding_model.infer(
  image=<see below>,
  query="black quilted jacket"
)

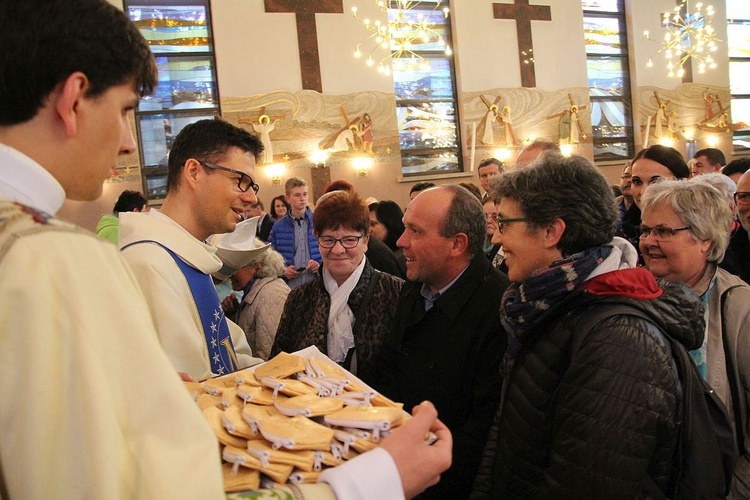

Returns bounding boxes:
[471,279,705,499]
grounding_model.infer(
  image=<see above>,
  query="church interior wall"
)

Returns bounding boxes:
[61,0,738,230]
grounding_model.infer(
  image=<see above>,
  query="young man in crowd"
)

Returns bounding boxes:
[95,189,147,244]
[0,1,224,496]
[268,177,321,288]
[119,119,263,381]
[692,147,726,176]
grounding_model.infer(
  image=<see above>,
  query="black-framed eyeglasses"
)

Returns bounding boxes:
[639,225,691,240]
[317,234,365,249]
[495,216,529,234]
[734,192,750,206]
[199,161,259,194]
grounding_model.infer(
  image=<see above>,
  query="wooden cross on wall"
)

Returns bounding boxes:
[264,0,344,93]
[493,0,552,88]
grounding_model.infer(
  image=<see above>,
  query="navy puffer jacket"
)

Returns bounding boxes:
[472,275,704,499]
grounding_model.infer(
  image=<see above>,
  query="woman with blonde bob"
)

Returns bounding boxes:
[640,178,750,497]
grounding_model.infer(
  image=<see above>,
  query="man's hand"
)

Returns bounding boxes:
[284,265,300,280]
[380,401,453,499]
[178,372,197,382]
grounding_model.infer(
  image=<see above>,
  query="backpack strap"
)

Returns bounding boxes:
[570,304,659,354]
[569,304,672,498]
[721,284,745,452]
[573,301,737,497]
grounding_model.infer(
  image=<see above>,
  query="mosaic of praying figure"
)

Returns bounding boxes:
[654,101,669,139]
[699,92,731,132]
[251,115,276,164]
[668,111,679,138]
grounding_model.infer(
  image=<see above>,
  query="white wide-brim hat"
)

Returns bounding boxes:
[210,216,271,281]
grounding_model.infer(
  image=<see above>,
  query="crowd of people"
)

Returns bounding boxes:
[3,1,750,498]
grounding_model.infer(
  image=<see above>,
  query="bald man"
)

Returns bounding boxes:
[515,138,561,167]
[373,185,510,499]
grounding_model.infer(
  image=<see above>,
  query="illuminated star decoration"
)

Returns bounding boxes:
[351,0,451,75]
[643,1,720,78]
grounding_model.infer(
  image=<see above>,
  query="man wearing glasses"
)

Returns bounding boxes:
[120,119,263,381]
[723,170,750,284]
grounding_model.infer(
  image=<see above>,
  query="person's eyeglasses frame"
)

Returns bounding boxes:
[198,160,259,194]
[492,215,529,234]
[317,234,365,249]
[639,225,691,240]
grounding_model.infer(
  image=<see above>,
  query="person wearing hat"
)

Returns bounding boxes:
[120,119,263,381]
[214,220,289,361]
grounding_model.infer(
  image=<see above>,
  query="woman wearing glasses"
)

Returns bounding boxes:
[619,145,690,262]
[473,152,701,497]
[270,190,404,385]
[640,178,750,497]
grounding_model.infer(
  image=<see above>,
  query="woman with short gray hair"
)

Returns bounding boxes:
[474,152,702,497]
[640,179,750,497]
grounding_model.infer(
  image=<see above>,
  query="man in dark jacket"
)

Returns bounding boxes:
[243,199,274,242]
[373,184,510,499]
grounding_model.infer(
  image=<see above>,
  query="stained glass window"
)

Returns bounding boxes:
[128,5,212,52]
[583,16,623,55]
[388,2,461,176]
[124,0,220,200]
[727,2,750,152]
[582,0,634,162]
[581,0,619,13]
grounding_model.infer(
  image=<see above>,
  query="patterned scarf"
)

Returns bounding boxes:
[501,244,613,360]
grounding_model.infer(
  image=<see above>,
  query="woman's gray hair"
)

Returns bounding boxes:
[640,179,730,262]
[691,172,737,212]
[489,152,618,257]
[247,243,286,278]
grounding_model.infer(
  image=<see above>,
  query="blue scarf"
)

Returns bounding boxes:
[501,245,613,360]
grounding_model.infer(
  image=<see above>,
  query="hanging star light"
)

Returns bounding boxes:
[643,1,720,78]
[351,1,451,76]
